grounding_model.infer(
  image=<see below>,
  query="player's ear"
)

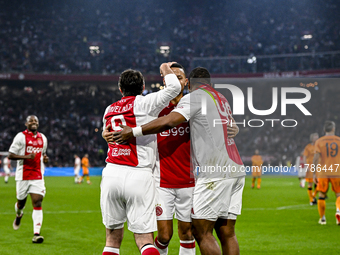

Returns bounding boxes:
[119,87,123,96]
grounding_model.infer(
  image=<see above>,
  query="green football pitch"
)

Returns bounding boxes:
[0,176,338,255]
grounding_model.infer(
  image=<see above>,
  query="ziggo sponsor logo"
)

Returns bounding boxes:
[26,146,43,154]
[112,148,131,156]
[160,126,190,137]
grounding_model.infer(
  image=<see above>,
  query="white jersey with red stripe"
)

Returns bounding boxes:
[102,73,181,170]
[9,130,48,181]
[172,84,245,184]
[154,102,194,188]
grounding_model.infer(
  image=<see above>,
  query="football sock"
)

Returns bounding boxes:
[86,176,91,183]
[313,187,318,198]
[32,207,43,234]
[300,179,305,187]
[102,247,119,255]
[154,237,168,255]
[257,178,261,188]
[15,202,24,216]
[318,198,326,218]
[252,178,255,187]
[179,240,195,255]
[5,175,9,183]
[336,196,340,212]
[307,187,313,202]
[141,244,160,255]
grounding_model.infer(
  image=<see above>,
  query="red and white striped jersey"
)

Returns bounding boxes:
[102,73,181,171]
[9,130,48,181]
[154,102,195,188]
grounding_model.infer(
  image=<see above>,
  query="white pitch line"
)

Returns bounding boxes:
[0,210,100,215]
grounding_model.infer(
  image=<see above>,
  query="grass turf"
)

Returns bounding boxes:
[0,176,338,254]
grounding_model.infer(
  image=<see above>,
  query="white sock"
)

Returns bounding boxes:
[5,175,9,182]
[15,203,24,216]
[155,237,168,255]
[179,240,196,255]
[141,244,159,255]
[32,208,43,234]
[103,247,119,254]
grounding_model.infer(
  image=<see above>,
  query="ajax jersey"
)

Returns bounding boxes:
[9,130,48,181]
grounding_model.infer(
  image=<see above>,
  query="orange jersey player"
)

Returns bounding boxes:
[251,149,263,189]
[303,133,319,205]
[79,154,91,184]
[312,121,340,225]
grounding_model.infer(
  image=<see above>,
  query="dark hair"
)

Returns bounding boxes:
[170,63,186,75]
[324,121,335,132]
[118,69,144,96]
[189,67,211,85]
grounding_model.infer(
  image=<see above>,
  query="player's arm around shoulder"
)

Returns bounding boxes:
[137,62,181,116]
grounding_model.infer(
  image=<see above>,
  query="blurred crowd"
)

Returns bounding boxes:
[0,0,339,75]
[0,82,121,167]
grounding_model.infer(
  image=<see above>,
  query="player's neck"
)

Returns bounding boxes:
[170,93,183,105]
[325,132,334,136]
[28,129,38,135]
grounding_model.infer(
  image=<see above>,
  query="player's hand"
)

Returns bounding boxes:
[160,62,177,77]
[43,155,49,164]
[112,125,134,144]
[27,153,36,159]
[102,124,115,145]
[313,176,318,185]
[227,118,239,138]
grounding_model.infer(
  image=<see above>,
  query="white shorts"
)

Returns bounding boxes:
[74,167,80,176]
[297,166,306,178]
[100,164,157,233]
[4,166,11,174]
[16,179,46,200]
[155,186,194,222]
[192,177,245,221]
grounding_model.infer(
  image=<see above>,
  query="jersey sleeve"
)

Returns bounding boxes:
[8,133,24,155]
[42,134,48,154]
[102,105,110,130]
[314,140,321,154]
[171,94,191,121]
[137,73,181,116]
[303,145,309,157]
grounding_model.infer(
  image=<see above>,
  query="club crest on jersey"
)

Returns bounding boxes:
[37,138,43,145]
[112,148,131,156]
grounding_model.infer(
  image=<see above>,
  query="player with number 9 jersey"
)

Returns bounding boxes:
[100,64,181,255]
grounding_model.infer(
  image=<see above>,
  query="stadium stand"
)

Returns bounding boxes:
[0,0,339,74]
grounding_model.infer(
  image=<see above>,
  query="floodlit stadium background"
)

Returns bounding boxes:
[0,1,340,254]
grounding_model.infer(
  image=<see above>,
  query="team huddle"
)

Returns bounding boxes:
[5,61,340,255]
[100,62,244,255]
